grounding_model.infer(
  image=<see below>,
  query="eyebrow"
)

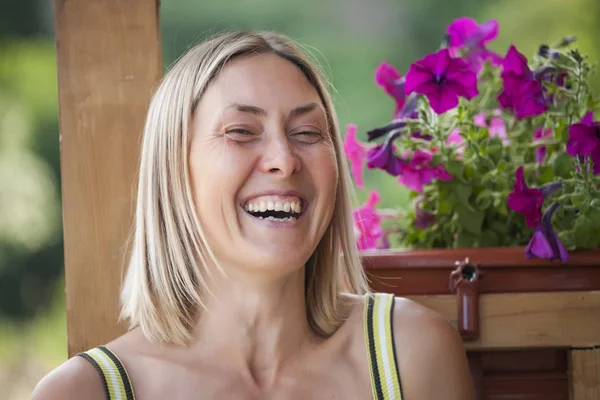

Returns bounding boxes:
[224,102,322,119]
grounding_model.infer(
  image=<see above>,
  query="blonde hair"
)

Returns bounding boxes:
[120,30,369,345]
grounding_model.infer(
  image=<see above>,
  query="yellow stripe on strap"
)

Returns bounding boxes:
[382,294,402,398]
[373,294,391,400]
[86,348,126,400]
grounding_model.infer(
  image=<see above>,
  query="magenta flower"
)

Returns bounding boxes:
[353,190,385,250]
[405,48,479,114]
[566,111,600,174]
[343,124,368,188]
[507,166,562,228]
[446,17,503,72]
[474,109,510,145]
[497,46,547,119]
[525,203,569,263]
[533,128,553,164]
[397,150,453,193]
[366,132,402,176]
[375,62,406,117]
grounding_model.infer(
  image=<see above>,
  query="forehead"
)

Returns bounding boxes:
[200,53,322,112]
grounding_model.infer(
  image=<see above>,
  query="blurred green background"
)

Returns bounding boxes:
[0,0,598,398]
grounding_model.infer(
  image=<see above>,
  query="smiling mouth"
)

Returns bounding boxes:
[242,197,305,222]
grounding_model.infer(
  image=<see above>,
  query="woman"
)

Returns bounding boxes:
[32,31,475,399]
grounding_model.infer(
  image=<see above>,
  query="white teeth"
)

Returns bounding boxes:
[244,198,303,215]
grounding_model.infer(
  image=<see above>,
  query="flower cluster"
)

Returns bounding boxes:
[346,17,600,262]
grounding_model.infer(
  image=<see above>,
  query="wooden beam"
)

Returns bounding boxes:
[53,0,162,357]
[569,348,600,400]
[407,291,600,350]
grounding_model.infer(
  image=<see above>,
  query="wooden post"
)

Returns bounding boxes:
[570,348,600,400]
[53,0,162,357]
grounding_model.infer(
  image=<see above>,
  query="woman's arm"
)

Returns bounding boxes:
[392,297,476,400]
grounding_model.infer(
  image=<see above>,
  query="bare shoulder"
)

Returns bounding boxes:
[30,355,105,400]
[392,296,475,400]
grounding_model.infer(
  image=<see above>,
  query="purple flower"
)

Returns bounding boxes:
[405,48,479,114]
[375,62,406,117]
[353,190,385,250]
[343,124,367,188]
[446,17,503,72]
[397,150,453,193]
[566,111,600,174]
[414,196,436,230]
[507,166,562,227]
[497,46,548,119]
[366,120,407,141]
[411,131,433,141]
[533,128,553,164]
[366,132,403,176]
[525,203,569,263]
[446,129,466,157]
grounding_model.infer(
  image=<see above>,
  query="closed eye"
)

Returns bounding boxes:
[227,128,255,135]
[293,131,323,144]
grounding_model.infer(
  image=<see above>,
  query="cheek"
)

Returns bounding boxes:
[308,145,338,201]
[189,145,251,222]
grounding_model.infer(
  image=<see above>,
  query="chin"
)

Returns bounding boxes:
[242,246,313,276]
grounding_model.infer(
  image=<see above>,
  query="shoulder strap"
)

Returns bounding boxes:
[77,345,136,400]
[364,292,403,400]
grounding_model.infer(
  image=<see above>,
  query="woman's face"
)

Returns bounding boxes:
[189,53,338,275]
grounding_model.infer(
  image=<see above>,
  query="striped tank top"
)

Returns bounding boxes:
[78,292,403,399]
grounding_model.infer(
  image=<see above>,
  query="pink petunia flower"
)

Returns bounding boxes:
[352,190,385,250]
[474,109,510,145]
[343,124,368,188]
[374,62,406,118]
[446,17,503,73]
[397,150,453,193]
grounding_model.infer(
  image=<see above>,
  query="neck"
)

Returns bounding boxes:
[189,264,316,388]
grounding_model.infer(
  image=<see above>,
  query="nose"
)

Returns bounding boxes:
[258,133,302,177]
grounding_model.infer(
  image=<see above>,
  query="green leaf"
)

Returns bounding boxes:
[430,153,443,166]
[490,220,510,235]
[538,166,555,184]
[551,152,575,178]
[571,192,587,207]
[573,215,595,248]
[453,183,472,204]
[464,164,476,179]
[445,160,465,178]
[456,203,484,235]
[437,188,454,214]
[475,189,493,210]
[454,230,479,248]
[587,205,600,227]
[480,230,500,247]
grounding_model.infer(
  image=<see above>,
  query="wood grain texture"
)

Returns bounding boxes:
[53,0,162,357]
[569,348,600,400]
[406,291,600,350]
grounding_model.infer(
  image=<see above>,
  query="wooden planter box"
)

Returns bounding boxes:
[362,246,600,400]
